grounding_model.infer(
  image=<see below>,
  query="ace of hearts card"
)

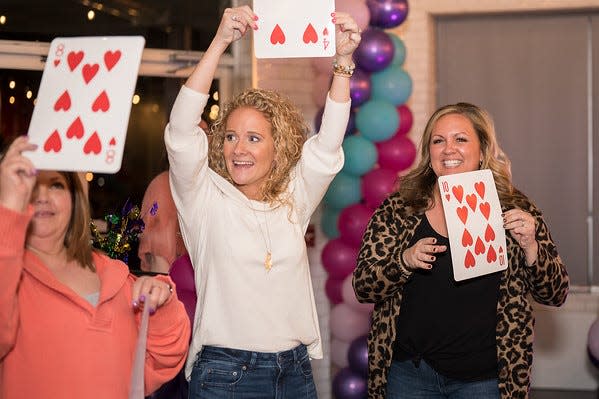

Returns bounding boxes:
[253,0,336,59]
[438,169,508,281]
[25,36,145,174]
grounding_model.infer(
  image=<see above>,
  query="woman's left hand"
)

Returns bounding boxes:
[503,208,538,265]
[333,12,362,59]
[132,276,173,315]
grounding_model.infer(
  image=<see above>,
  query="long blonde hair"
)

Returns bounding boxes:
[399,102,530,213]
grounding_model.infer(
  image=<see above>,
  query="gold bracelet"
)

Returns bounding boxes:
[333,60,356,77]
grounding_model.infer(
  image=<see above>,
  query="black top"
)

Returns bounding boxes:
[394,215,501,381]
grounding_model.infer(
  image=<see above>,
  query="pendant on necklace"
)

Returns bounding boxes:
[265,251,273,271]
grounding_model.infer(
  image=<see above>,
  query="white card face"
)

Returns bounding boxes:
[253,0,335,59]
[25,36,145,174]
[438,169,508,281]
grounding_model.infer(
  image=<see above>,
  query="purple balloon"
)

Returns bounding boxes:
[354,29,395,73]
[367,0,409,29]
[333,367,367,399]
[350,69,372,107]
[348,335,369,377]
[321,238,359,280]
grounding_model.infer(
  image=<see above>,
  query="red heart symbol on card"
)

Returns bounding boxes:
[475,237,485,255]
[270,24,286,45]
[53,59,60,67]
[104,50,122,71]
[487,245,497,263]
[303,23,318,44]
[44,130,62,152]
[66,117,84,139]
[461,228,473,247]
[456,206,468,225]
[445,194,451,201]
[484,224,495,242]
[452,185,463,203]
[54,90,71,111]
[109,137,116,146]
[466,194,477,212]
[465,250,475,268]
[479,202,491,220]
[83,132,102,154]
[67,51,84,71]
[475,181,485,199]
[92,90,110,112]
[82,63,99,84]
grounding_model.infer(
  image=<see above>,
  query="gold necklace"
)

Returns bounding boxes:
[249,201,273,271]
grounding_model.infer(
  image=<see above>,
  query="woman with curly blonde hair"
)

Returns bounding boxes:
[354,102,568,399]
[164,5,362,398]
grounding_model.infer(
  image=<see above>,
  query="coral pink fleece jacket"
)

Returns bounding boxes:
[0,205,191,398]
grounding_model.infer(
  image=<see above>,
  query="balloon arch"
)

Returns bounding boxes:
[312,1,413,397]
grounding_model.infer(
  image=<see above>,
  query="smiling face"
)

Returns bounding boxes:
[429,113,482,177]
[28,171,73,246]
[223,106,276,200]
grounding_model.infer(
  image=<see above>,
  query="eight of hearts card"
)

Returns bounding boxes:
[25,36,145,174]
[438,169,508,281]
[253,0,335,59]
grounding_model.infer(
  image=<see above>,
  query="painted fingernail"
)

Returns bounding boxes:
[149,307,156,315]
[139,295,146,303]
[132,300,138,308]
[432,238,436,244]
[331,12,336,17]
[431,256,436,261]
[332,18,337,23]
[253,24,258,30]
[253,15,259,21]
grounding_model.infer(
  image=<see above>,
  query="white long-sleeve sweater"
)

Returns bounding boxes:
[165,85,350,378]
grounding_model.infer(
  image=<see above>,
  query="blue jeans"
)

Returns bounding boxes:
[386,359,500,399]
[189,344,318,399]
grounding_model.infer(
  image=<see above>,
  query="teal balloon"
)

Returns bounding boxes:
[390,34,406,66]
[324,172,361,209]
[342,135,378,177]
[321,207,341,239]
[355,99,399,142]
[371,66,412,106]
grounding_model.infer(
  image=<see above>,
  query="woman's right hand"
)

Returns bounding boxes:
[213,6,257,49]
[402,237,447,270]
[0,136,38,212]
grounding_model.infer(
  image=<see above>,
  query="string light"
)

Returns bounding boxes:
[87,10,95,20]
[0,15,6,25]
[132,94,140,104]
[9,81,15,89]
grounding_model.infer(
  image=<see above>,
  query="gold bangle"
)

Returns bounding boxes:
[333,60,355,77]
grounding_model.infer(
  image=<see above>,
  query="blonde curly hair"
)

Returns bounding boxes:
[399,102,530,213]
[208,88,309,206]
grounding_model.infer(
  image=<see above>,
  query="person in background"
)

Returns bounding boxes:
[0,136,191,398]
[165,5,361,398]
[353,102,569,399]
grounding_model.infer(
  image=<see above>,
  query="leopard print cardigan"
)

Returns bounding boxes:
[353,192,569,399]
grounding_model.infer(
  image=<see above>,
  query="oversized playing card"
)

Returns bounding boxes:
[253,0,335,59]
[438,170,508,281]
[25,36,145,173]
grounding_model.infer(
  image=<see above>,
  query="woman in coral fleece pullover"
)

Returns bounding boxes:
[0,137,191,398]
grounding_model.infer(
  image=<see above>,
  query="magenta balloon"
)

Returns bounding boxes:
[361,167,398,209]
[333,367,368,399]
[341,274,374,314]
[336,0,371,30]
[348,335,369,377]
[376,134,417,173]
[330,303,371,342]
[367,0,409,29]
[396,104,413,136]
[338,203,373,247]
[169,253,197,323]
[354,28,394,73]
[350,68,372,107]
[325,276,344,304]
[322,238,359,280]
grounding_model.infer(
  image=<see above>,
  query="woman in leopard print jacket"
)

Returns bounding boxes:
[353,102,569,399]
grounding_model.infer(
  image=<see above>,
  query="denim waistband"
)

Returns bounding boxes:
[199,344,308,367]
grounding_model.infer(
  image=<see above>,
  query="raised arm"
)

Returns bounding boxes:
[328,12,361,103]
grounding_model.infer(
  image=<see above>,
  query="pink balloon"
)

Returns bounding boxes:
[331,338,351,368]
[342,274,374,314]
[325,276,344,304]
[396,104,413,136]
[311,56,334,75]
[338,203,373,247]
[312,73,331,108]
[361,167,398,209]
[376,134,417,173]
[588,318,599,362]
[330,303,371,342]
[322,238,359,280]
[336,0,371,30]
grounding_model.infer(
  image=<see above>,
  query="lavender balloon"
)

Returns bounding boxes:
[367,0,409,29]
[354,29,395,73]
[333,367,367,399]
[350,69,372,107]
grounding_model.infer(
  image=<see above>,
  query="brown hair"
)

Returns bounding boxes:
[399,102,529,213]
[208,88,308,206]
